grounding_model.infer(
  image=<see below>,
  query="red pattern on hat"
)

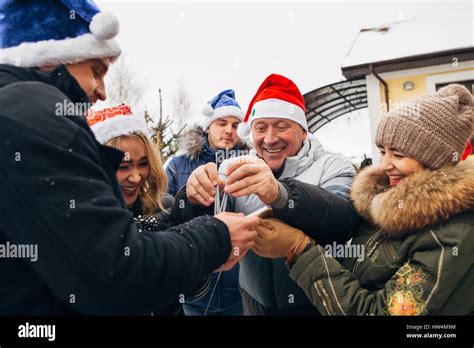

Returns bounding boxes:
[87,104,133,127]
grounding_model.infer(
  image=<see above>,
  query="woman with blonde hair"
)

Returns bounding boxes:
[87,104,209,314]
[87,105,173,230]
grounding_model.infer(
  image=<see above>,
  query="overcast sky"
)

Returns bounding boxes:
[95,0,472,162]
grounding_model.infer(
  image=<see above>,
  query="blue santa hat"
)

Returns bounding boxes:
[201,89,244,130]
[0,0,121,68]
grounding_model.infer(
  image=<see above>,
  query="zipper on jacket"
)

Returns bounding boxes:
[367,238,384,262]
[352,229,383,274]
[314,280,336,315]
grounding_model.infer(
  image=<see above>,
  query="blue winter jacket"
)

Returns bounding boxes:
[165,127,250,313]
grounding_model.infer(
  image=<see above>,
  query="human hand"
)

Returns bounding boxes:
[253,218,309,259]
[215,212,259,270]
[186,163,224,206]
[224,157,280,204]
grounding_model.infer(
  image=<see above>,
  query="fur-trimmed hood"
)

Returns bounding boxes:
[350,159,474,236]
[179,126,250,160]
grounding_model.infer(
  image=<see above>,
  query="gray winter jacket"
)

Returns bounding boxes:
[172,133,360,313]
[234,134,357,310]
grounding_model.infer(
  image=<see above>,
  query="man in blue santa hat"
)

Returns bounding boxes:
[0,0,121,102]
[167,89,250,316]
[0,0,258,315]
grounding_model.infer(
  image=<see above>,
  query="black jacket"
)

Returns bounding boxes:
[130,195,211,315]
[173,175,360,313]
[174,178,360,243]
[274,178,360,245]
[0,64,231,315]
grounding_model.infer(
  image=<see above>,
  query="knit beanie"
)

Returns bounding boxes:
[376,84,474,169]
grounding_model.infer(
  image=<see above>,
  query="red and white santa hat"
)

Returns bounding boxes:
[237,74,307,138]
[86,104,148,144]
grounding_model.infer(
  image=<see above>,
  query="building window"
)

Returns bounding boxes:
[436,80,474,94]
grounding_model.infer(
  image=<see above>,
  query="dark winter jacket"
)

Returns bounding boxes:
[130,195,210,315]
[289,161,474,315]
[166,126,250,314]
[173,135,360,314]
[0,64,231,315]
[129,196,181,315]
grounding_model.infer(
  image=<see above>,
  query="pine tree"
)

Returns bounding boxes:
[145,89,187,161]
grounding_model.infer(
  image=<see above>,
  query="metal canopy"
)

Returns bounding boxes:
[304,78,367,133]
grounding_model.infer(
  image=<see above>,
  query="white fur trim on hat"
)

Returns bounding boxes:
[90,115,149,144]
[0,33,121,68]
[202,105,244,130]
[251,98,308,131]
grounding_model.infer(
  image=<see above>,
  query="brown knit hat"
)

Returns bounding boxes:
[376,84,474,169]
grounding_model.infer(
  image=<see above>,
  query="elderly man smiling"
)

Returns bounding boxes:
[174,74,360,315]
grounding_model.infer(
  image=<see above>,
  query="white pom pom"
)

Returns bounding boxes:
[237,122,251,138]
[90,12,120,40]
[202,104,214,117]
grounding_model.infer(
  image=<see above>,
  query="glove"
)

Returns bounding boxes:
[253,218,311,260]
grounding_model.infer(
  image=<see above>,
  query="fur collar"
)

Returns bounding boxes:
[350,159,474,236]
[179,126,250,160]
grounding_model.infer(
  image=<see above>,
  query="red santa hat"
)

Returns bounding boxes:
[237,74,307,138]
[86,104,148,144]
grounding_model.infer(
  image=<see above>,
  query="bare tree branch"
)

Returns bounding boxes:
[103,55,192,161]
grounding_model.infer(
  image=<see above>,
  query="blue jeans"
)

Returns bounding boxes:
[183,265,243,316]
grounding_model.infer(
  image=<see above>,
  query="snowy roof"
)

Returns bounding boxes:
[342,12,473,70]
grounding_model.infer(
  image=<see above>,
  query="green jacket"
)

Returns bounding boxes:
[289,160,474,315]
